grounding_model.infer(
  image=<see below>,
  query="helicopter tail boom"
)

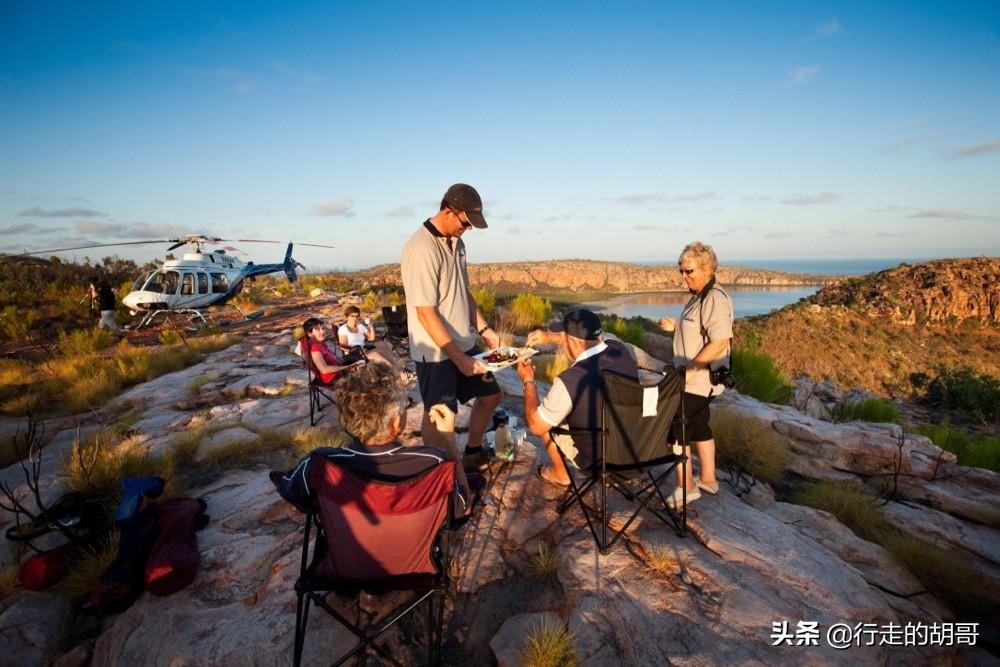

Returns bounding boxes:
[283,243,297,283]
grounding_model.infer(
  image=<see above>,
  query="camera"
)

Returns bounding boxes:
[709,365,736,388]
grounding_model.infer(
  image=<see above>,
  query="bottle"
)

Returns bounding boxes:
[494,424,511,460]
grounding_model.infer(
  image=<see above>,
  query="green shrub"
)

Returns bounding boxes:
[471,287,497,321]
[520,617,576,667]
[59,327,114,356]
[709,406,791,483]
[533,353,571,384]
[731,348,793,404]
[158,329,183,346]
[507,294,553,331]
[600,315,647,348]
[909,423,1000,472]
[921,367,1000,421]
[0,305,37,343]
[793,482,888,543]
[835,398,899,424]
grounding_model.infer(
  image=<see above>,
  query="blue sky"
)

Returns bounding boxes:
[1,1,998,271]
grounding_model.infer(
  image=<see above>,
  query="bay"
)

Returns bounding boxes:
[583,286,818,321]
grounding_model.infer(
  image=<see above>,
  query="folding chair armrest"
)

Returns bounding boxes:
[548,426,605,438]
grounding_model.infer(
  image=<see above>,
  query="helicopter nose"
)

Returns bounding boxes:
[122,292,141,310]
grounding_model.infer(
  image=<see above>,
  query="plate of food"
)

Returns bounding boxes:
[474,346,539,372]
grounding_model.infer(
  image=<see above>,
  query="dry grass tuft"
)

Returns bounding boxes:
[64,430,178,501]
[0,559,20,600]
[527,540,560,577]
[533,353,571,384]
[709,406,790,483]
[55,530,121,601]
[520,617,577,667]
[793,482,888,542]
[643,545,676,574]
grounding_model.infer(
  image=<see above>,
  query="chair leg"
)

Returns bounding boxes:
[293,591,309,667]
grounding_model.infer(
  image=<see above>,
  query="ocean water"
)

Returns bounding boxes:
[585,286,819,321]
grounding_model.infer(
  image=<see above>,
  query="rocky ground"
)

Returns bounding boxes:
[1,294,999,666]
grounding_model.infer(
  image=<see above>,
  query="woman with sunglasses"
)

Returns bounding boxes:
[337,305,399,368]
[658,241,734,508]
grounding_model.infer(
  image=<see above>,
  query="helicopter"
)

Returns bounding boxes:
[7,235,335,328]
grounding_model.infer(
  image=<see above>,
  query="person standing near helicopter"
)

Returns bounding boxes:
[89,277,119,331]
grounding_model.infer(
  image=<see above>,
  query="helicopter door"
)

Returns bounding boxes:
[211,272,229,293]
[197,273,209,295]
[181,273,195,295]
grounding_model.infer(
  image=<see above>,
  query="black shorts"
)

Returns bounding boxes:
[415,347,501,412]
[668,392,714,444]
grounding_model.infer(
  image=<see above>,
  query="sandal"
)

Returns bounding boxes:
[536,465,570,489]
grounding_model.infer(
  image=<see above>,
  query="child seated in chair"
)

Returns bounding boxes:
[273,361,478,517]
[337,306,402,373]
[301,317,365,385]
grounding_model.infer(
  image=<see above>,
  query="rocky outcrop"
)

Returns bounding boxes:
[353,260,835,293]
[812,257,1000,325]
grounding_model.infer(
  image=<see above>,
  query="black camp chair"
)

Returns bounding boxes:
[299,337,336,427]
[289,455,455,666]
[381,305,408,350]
[551,369,688,554]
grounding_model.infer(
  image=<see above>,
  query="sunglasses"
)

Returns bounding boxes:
[678,268,697,275]
[455,209,473,229]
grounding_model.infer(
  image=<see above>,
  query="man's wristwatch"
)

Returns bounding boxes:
[477,325,490,335]
[523,379,536,388]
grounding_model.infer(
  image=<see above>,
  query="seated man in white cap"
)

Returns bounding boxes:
[516,309,638,487]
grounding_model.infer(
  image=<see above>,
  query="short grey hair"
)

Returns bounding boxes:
[679,241,718,274]
[334,362,406,443]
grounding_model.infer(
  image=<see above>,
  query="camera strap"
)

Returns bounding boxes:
[697,277,732,381]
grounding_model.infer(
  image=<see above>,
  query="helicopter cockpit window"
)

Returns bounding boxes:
[141,270,179,295]
[181,273,195,295]
[197,273,209,295]
[132,271,154,292]
[211,272,229,294]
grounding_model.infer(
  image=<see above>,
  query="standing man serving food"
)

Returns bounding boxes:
[401,183,502,472]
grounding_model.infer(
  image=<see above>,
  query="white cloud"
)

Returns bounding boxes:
[606,192,719,206]
[948,140,1000,159]
[18,206,106,218]
[827,229,851,237]
[788,65,820,85]
[818,18,842,37]
[765,230,794,239]
[386,205,415,219]
[781,192,840,206]
[908,209,1000,223]
[310,198,355,217]
[0,223,41,235]
[878,134,938,155]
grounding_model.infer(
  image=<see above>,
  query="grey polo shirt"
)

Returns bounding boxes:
[673,285,734,397]
[401,221,477,362]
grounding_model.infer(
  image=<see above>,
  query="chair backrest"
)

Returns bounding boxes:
[601,370,684,470]
[307,454,454,581]
[381,305,408,337]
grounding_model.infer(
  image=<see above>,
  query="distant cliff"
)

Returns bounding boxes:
[353,259,836,293]
[810,257,1000,325]
[736,257,1000,396]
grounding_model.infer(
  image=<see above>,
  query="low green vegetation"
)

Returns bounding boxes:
[909,423,1000,472]
[0,334,238,424]
[471,287,497,321]
[793,481,994,617]
[533,353,571,384]
[520,617,577,667]
[599,315,647,347]
[0,559,19,600]
[834,398,899,424]
[709,406,790,483]
[731,347,794,404]
[65,431,181,501]
[505,294,553,332]
[914,367,1000,422]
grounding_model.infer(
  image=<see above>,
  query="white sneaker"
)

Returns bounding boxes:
[667,486,700,510]
[695,478,719,495]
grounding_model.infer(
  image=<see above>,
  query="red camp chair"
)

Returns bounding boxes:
[292,454,455,666]
[299,337,336,426]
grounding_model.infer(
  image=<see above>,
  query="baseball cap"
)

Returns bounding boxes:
[443,183,488,229]
[546,308,603,341]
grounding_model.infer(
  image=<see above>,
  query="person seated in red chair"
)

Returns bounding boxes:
[301,317,365,385]
[273,361,478,516]
[337,306,399,369]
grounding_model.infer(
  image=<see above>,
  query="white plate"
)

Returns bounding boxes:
[474,346,539,372]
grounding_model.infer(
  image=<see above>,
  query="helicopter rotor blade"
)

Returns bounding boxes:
[4,239,175,258]
[235,239,336,249]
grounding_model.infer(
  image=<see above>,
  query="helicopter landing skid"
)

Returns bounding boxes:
[135,308,209,330]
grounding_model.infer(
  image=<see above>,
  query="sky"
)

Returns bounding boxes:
[1,1,998,271]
